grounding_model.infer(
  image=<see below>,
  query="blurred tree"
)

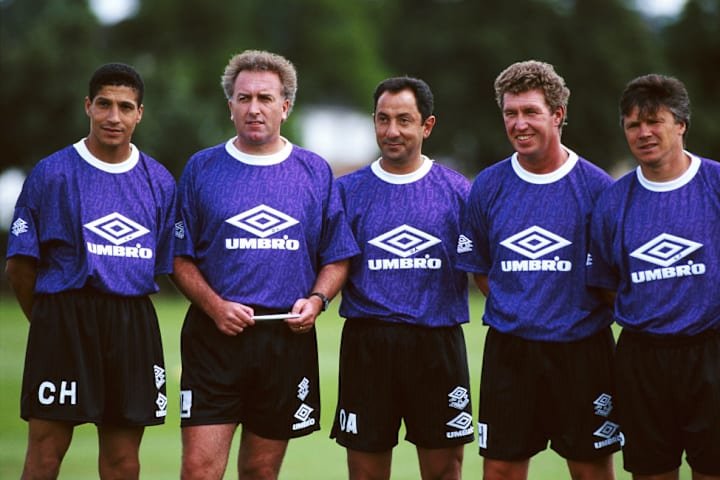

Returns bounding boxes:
[663,0,720,159]
[557,0,665,173]
[105,0,388,177]
[279,0,388,108]
[0,0,103,171]
[1,0,387,177]
[1,0,715,179]
[374,0,664,175]
[372,0,551,173]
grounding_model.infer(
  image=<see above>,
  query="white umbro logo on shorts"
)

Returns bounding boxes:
[445,412,474,439]
[593,393,613,417]
[448,386,470,410]
[594,421,620,440]
[226,205,299,238]
[84,212,150,245]
[592,420,624,449]
[292,403,317,431]
[155,392,167,418]
[294,404,314,423]
[297,377,310,401]
[153,365,166,390]
[446,412,473,431]
[369,224,441,258]
[500,225,571,259]
[630,233,702,267]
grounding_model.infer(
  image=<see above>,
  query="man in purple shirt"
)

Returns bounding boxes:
[6,63,176,479]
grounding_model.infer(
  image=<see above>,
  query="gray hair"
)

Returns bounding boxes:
[220,50,298,115]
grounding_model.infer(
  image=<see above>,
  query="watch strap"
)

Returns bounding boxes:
[309,291,329,311]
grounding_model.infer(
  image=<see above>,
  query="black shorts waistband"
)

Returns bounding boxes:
[620,328,720,346]
[36,287,150,301]
[345,317,461,331]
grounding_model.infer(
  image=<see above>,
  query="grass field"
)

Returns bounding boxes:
[0,292,691,479]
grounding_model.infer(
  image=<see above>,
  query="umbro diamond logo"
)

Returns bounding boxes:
[593,420,624,449]
[174,221,185,239]
[500,226,571,259]
[448,386,470,410]
[226,205,299,238]
[446,412,474,439]
[292,403,317,431]
[153,365,166,390]
[84,212,150,245]
[369,224,441,258]
[155,392,167,418]
[294,404,313,423]
[630,233,702,267]
[297,377,310,401]
[594,421,620,440]
[447,412,473,430]
[593,393,613,417]
[457,234,473,254]
[11,217,28,236]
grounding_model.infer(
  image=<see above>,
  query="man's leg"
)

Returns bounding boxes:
[691,470,720,480]
[236,428,289,480]
[97,424,145,479]
[631,469,678,480]
[566,455,616,480]
[347,448,392,480]
[181,424,236,480]
[417,445,464,480]
[483,458,530,480]
[625,469,720,480]
[22,418,74,480]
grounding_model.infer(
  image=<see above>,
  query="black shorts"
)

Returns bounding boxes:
[615,329,720,476]
[330,318,474,452]
[179,305,320,440]
[478,327,620,461]
[21,289,166,426]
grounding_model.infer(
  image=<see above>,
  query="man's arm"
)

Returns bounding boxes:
[6,256,38,322]
[171,256,255,336]
[288,259,350,330]
[472,273,489,297]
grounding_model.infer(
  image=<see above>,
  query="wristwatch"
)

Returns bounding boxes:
[309,291,329,311]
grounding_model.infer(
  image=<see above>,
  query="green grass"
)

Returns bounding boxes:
[0,293,691,479]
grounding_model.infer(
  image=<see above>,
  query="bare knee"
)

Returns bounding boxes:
[239,462,282,480]
[483,458,530,480]
[22,453,64,480]
[22,419,73,480]
[567,455,616,480]
[99,453,140,480]
[346,449,393,480]
[417,446,464,480]
[97,425,144,480]
[181,424,234,480]
[182,459,225,480]
[181,444,229,480]
[237,446,285,480]
[236,429,287,480]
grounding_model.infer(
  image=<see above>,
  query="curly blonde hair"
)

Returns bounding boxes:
[494,60,570,129]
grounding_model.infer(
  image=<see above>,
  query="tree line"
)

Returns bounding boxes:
[1,0,719,178]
